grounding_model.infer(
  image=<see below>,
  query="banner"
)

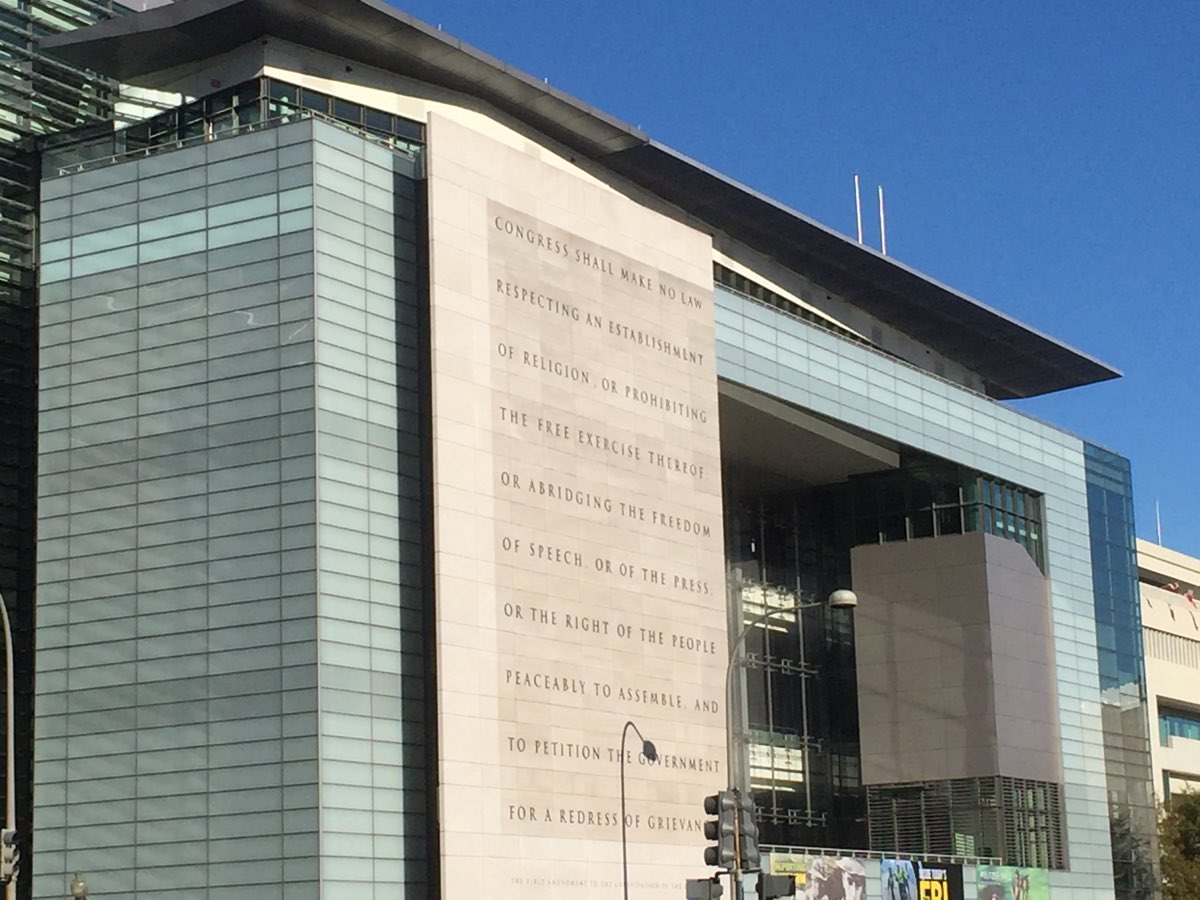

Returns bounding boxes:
[769,852,869,900]
[881,858,963,900]
[977,866,1050,900]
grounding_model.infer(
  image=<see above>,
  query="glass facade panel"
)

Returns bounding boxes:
[35,117,430,899]
[35,121,318,899]
[72,223,137,256]
[715,285,1129,894]
[1084,443,1158,899]
[724,490,862,848]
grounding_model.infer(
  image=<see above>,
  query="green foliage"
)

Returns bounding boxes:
[1161,792,1200,900]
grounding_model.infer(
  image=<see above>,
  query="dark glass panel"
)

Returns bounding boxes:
[363,108,391,133]
[332,97,362,124]
[268,79,295,102]
[298,88,330,114]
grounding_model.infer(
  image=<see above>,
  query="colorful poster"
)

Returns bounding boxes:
[881,858,963,900]
[976,866,1050,900]
[769,852,869,900]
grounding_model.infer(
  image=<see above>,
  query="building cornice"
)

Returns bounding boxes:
[43,0,1122,399]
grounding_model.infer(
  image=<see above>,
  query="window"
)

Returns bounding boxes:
[713,263,877,350]
[849,464,1045,571]
[1160,707,1200,744]
[979,477,1043,569]
[332,97,362,125]
[299,88,330,114]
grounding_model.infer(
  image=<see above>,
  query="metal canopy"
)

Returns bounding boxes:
[602,142,1118,399]
[42,0,1121,399]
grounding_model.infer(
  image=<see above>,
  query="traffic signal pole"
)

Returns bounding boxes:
[702,788,759,900]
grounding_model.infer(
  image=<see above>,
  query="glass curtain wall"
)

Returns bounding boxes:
[724,482,865,849]
[2,3,143,897]
[722,452,1049,853]
[1084,443,1158,899]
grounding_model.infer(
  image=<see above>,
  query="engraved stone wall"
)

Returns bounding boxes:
[426,113,726,899]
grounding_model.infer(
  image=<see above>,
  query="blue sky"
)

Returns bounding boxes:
[393,1,1200,556]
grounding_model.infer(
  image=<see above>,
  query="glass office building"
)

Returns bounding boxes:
[22,1,1155,898]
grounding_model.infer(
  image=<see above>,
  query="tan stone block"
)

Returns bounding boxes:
[428,111,722,897]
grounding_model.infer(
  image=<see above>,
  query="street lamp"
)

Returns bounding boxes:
[69,873,88,899]
[0,591,14,900]
[620,720,658,900]
[722,588,858,882]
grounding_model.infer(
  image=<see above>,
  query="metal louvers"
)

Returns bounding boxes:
[867,776,1065,869]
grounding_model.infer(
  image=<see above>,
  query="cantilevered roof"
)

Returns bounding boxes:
[43,0,1120,399]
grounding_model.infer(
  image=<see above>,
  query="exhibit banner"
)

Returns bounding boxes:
[881,858,963,900]
[977,865,1050,900]
[769,852,869,899]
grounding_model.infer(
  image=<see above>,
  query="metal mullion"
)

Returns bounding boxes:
[27,0,99,32]
[31,67,111,104]
[0,230,32,250]
[44,0,121,23]
[19,93,110,129]
[0,152,33,175]
[0,71,112,123]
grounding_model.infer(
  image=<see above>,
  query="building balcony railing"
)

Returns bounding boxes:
[760,843,1002,867]
[44,105,422,180]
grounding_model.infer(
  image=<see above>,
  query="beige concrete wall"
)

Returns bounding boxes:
[426,113,726,899]
[852,531,1060,786]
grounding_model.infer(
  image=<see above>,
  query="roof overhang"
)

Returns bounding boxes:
[43,0,1121,399]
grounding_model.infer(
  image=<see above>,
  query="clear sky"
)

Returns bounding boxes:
[391,0,1200,557]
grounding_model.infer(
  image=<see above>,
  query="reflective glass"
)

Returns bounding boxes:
[73,224,138,257]
[140,209,206,243]
[209,194,278,228]
[139,232,207,264]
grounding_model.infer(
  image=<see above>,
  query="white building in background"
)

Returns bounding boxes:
[1138,538,1200,802]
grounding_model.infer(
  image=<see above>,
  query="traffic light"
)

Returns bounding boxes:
[685,876,724,899]
[702,790,737,869]
[737,791,760,871]
[757,873,796,899]
[0,829,18,884]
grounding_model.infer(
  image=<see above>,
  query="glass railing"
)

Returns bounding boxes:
[44,105,424,178]
[43,75,426,177]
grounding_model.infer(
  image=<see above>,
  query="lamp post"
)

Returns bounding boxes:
[0,590,14,900]
[722,588,858,890]
[70,872,88,899]
[620,720,658,900]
